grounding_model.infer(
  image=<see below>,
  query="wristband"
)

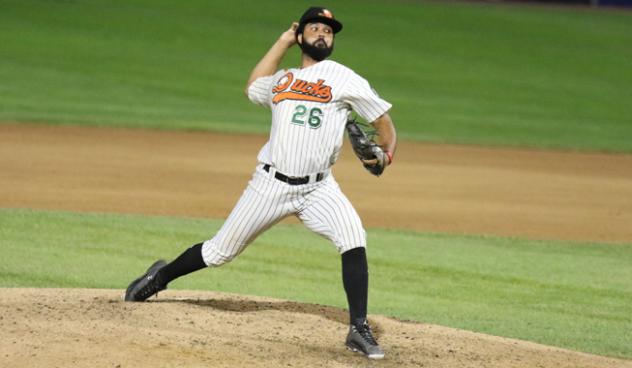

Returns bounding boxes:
[384,150,393,164]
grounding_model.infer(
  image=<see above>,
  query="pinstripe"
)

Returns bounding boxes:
[203,171,366,265]
[327,180,364,246]
[255,176,285,229]
[207,181,260,259]
[320,186,361,248]
[205,59,386,265]
[202,169,296,266]
[298,177,365,252]
[250,60,390,176]
[225,179,269,251]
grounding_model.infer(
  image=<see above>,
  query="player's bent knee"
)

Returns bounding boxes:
[338,243,366,255]
[201,240,239,267]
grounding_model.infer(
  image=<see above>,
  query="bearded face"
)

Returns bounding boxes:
[299,37,334,61]
[297,22,335,62]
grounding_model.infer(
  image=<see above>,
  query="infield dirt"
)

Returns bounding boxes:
[1,123,632,367]
[2,288,631,368]
[2,123,632,243]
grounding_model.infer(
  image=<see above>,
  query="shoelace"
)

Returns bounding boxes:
[136,274,164,299]
[356,323,378,346]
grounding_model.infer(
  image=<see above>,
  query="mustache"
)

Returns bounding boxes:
[313,39,328,48]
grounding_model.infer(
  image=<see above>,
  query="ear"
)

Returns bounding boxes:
[297,33,303,45]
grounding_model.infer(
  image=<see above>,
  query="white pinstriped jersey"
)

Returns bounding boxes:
[200,60,392,266]
[247,60,392,177]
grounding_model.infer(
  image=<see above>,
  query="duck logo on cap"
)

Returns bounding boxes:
[319,9,333,19]
[297,7,343,34]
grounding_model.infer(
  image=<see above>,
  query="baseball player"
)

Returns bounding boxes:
[125,6,397,360]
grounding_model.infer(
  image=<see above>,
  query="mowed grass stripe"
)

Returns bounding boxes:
[1,209,630,358]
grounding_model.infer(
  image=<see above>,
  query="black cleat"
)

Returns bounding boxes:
[124,260,168,302]
[345,320,385,359]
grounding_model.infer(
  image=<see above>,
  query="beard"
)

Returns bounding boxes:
[299,38,334,62]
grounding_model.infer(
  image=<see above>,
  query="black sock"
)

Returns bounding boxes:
[341,247,369,327]
[157,242,207,286]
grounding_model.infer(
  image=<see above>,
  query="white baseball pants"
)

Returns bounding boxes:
[201,164,366,266]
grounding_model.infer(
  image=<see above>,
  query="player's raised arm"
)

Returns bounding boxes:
[244,22,298,96]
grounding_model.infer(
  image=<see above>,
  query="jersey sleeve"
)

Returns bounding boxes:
[342,73,392,123]
[247,75,275,107]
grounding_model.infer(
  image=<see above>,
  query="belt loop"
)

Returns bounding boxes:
[262,164,327,185]
[263,164,273,178]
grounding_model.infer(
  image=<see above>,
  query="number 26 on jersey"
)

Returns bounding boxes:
[291,105,323,129]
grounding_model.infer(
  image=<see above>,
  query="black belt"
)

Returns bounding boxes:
[263,164,325,185]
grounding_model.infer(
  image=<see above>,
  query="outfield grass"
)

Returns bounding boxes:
[1,0,631,151]
[1,209,630,359]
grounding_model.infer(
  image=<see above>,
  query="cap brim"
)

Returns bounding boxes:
[303,16,343,34]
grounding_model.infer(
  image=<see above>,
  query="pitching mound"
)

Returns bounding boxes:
[2,288,629,368]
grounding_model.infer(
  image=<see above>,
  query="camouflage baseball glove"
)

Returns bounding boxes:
[346,118,387,176]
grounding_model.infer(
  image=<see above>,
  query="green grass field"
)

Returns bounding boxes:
[1,209,631,359]
[1,0,631,151]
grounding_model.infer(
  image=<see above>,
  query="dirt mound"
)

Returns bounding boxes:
[2,288,629,368]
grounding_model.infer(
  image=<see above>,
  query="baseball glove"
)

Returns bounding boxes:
[346,118,387,176]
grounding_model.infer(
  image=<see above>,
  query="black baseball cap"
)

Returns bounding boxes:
[297,7,343,34]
